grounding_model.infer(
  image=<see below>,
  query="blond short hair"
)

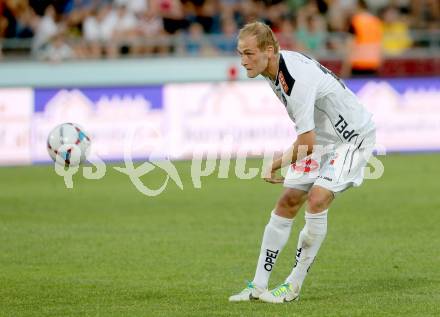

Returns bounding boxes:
[238,21,280,54]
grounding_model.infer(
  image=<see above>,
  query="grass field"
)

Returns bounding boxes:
[1,154,439,317]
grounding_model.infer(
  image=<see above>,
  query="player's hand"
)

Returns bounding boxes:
[262,165,284,184]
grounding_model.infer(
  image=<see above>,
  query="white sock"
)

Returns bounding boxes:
[252,211,293,289]
[285,209,328,290]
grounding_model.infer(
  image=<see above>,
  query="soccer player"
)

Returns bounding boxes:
[229,21,376,303]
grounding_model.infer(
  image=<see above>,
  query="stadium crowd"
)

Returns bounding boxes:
[0,0,438,62]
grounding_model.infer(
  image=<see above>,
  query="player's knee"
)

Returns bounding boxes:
[276,192,305,216]
[279,194,302,209]
[307,188,333,212]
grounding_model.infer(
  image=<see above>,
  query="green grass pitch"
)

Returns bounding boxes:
[1,154,439,317]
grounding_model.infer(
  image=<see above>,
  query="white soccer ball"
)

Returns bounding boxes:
[47,123,91,167]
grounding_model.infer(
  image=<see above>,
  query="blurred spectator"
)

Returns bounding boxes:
[265,1,288,31]
[17,5,36,39]
[112,4,139,56]
[285,0,308,12]
[410,0,440,30]
[82,7,101,58]
[185,0,217,33]
[381,5,412,56]
[296,12,326,53]
[326,0,352,32]
[32,5,59,53]
[157,0,188,34]
[40,31,75,62]
[100,4,118,41]
[82,4,118,58]
[114,0,148,14]
[183,22,217,55]
[0,0,438,61]
[341,0,383,77]
[238,0,264,25]
[62,1,92,58]
[27,0,52,16]
[0,2,6,59]
[1,1,16,39]
[2,0,36,40]
[132,6,167,56]
[275,18,300,51]
[62,0,96,15]
[213,17,238,54]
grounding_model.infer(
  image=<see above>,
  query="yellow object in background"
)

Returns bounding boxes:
[382,21,413,56]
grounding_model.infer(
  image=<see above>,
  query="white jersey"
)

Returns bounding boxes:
[266,50,375,147]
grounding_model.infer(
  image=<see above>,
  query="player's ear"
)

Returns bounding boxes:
[266,45,274,56]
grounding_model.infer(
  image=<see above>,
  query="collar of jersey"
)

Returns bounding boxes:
[274,53,284,86]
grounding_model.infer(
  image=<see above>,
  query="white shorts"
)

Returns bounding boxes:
[283,134,375,194]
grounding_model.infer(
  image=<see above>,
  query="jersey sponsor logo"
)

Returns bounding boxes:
[294,247,315,272]
[334,114,359,142]
[264,249,279,271]
[318,175,333,182]
[278,72,290,95]
[294,247,302,267]
[291,158,319,173]
[276,54,295,96]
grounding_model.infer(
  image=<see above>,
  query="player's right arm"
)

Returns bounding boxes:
[263,54,318,183]
[263,130,316,184]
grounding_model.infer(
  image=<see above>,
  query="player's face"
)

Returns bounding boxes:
[237,36,270,78]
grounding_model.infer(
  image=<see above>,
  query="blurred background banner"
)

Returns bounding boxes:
[164,81,295,159]
[166,77,440,156]
[30,85,165,163]
[0,88,33,165]
[352,77,440,152]
[1,77,439,166]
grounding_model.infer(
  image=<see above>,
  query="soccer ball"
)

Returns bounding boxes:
[47,123,91,167]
